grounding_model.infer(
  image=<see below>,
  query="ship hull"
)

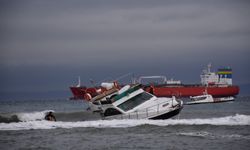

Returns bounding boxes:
[144,85,240,98]
[69,86,101,100]
[70,85,239,100]
[69,87,86,99]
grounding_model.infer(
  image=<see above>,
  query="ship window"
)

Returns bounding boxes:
[117,92,153,112]
[191,96,207,101]
[93,102,100,105]
[104,108,122,116]
[100,100,112,105]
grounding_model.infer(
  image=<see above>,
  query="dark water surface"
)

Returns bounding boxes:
[1,125,250,150]
[0,96,250,150]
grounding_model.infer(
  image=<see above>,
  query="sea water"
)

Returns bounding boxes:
[0,96,250,150]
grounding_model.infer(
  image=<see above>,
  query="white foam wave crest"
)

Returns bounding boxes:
[0,114,249,131]
[177,131,250,139]
[178,131,211,137]
[17,110,54,122]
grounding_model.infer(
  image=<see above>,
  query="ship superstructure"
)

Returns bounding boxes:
[200,64,232,86]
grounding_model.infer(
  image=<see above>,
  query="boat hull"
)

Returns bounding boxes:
[186,96,234,105]
[186,99,234,105]
[103,106,183,120]
[149,105,183,120]
[103,101,183,120]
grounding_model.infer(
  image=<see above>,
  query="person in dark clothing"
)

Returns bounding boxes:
[45,111,56,121]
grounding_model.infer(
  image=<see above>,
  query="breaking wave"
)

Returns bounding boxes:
[0,110,54,123]
[17,110,54,122]
[0,114,249,131]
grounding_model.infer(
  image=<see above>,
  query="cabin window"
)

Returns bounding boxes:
[100,100,112,105]
[104,108,122,116]
[117,92,153,111]
[93,102,100,105]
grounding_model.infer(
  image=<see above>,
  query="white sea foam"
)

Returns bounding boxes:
[177,131,212,137]
[177,132,250,140]
[17,110,54,122]
[0,114,249,131]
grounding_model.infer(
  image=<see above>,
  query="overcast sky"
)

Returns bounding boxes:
[0,0,250,98]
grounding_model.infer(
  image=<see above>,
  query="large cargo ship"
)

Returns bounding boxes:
[69,64,239,100]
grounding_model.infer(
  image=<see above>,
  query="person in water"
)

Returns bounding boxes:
[45,111,56,121]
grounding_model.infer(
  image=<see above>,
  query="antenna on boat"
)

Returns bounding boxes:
[132,73,136,84]
[207,63,212,73]
[77,76,81,87]
[114,72,133,83]
[89,78,96,86]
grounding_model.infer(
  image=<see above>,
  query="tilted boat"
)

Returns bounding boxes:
[88,84,183,120]
[69,64,239,100]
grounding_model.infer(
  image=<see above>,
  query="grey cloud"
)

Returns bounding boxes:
[0,0,250,97]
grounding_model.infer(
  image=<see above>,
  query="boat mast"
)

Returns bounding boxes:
[77,76,81,87]
[207,63,212,73]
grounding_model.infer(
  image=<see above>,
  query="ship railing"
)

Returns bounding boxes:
[137,76,167,84]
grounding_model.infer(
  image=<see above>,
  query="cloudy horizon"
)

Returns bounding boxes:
[1,0,249,99]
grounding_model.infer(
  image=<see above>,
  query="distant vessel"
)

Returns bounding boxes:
[69,64,239,100]
[186,94,234,105]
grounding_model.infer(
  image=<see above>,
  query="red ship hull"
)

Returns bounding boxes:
[69,86,103,100]
[70,84,240,100]
[144,85,239,98]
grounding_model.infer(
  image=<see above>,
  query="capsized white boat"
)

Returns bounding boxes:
[89,84,183,120]
[186,94,234,105]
